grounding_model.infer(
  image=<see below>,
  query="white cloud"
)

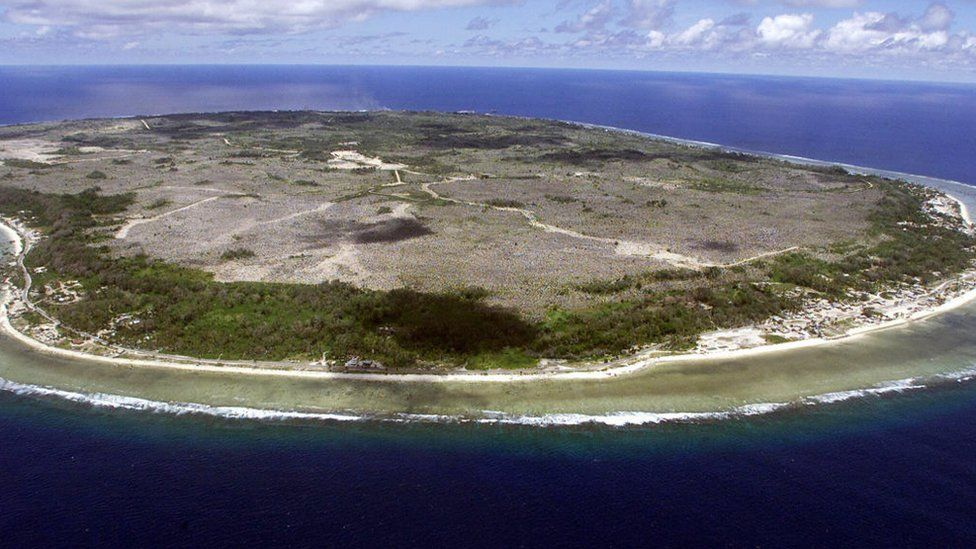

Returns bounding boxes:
[757,13,820,48]
[673,18,715,46]
[466,16,497,31]
[728,0,862,5]
[622,0,675,30]
[645,29,666,48]
[555,0,613,33]
[3,0,511,37]
[781,0,861,7]
[454,1,976,75]
[824,8,956,53]
[918,2,953,33]
[822,11,885,51]
[639,15,753,52]
[8,0,976,75]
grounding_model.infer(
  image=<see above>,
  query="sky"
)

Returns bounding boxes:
[1,1,975,81]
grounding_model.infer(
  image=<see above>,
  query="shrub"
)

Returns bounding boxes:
[4,159,50,169]
[692,179,762,194]
[220,248,256,261]
[486,198,524,208]
[146,199,171,210]
[545,194,579,204]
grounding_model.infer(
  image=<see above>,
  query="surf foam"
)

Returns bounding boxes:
[3,365,976,427]
[0,377,365,422]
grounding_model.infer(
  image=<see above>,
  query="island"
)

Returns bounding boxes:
[1,111,975,378]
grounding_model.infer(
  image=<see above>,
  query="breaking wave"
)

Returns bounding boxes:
[3,365,976,427]
[0,378,366,422]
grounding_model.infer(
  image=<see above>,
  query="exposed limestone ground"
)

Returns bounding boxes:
[1,111,973,371]
[0,111,884,315]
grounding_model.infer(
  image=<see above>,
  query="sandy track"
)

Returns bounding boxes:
[723,246,800,268]
[420,178,798,270]
[255,203,334,227]
[115,196,224,239]
[157,185,229,194]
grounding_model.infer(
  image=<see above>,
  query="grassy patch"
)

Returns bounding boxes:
[574,268,700,295]
[486,198,524,208]
[466,348,537,370]
[574,276,638,295]
[768,252,845,295]
[3,159,51,169]
[545,194,579,204]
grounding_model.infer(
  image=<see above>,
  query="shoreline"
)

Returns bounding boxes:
[0,220,22,257]
[573,118,976,196]
[949,194,974,229]
[3,204,976,384]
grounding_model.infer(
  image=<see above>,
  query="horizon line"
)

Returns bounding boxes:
[1,62,974,87]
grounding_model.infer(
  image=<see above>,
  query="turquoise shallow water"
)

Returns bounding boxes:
[3,252,976,422]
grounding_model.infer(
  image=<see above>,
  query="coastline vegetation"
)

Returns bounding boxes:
[0,186,535,368]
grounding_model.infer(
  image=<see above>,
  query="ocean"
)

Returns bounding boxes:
[2,65,976,547]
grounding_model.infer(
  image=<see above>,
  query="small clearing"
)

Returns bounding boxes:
[328,150,406,171]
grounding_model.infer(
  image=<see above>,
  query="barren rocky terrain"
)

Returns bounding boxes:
[4,111,973,371]
[0,111,885,316]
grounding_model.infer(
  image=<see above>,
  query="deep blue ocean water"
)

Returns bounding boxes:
[3,65,976,547]
[4,385,976,547]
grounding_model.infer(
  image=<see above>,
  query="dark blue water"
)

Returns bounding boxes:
[3,65,976,546]
[4,385,976,547]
